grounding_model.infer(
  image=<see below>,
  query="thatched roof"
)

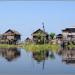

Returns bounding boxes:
[3,29,21,36]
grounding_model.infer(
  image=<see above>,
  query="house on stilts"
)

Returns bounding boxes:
[31,29,49,44]
[0,29,21,44]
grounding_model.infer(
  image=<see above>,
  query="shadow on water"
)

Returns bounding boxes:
[58,47,75,64]
[32,50,55,70]
[0,48,20,62]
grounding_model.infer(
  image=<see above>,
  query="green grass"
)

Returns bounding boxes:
[0,44,18,48]
[0,43,60,52]
[1,42,75,53]
[23,44,60,52]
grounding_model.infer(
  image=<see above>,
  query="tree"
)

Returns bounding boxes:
[50,33,55,39]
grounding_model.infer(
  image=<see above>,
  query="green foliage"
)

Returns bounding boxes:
[23,44,60,52]
[0,43,59,53]
[67,41,75,49]
[0,44,17,48]
[50,33,55,39]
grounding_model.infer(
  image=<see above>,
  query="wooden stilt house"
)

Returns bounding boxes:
[0,29,21,44]
[31,29,49,44]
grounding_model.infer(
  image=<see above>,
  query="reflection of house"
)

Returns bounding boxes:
[0,29,21,44]
[32,50,49,62]
[32,50,55,62]
[58,48,75,64]
[31,29,49,44]
[62,27,75,41]
[0,48,20,61]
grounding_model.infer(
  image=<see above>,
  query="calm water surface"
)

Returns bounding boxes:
[0,48,75,74]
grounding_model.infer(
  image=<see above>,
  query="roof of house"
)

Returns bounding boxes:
[31,29,49,36]
[25,37,31,41]
[56,34,63,38]
[57,34,63,36]
[62,28,75,32]
[3,29,21,36]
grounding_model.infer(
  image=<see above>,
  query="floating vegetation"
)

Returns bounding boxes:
[0,44,17,48]
[23,44,60,52]
[0,43,60,53]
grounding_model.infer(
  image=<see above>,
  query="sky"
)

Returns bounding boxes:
[0,1,75,40]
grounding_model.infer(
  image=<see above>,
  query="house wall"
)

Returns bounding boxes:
[32,35,49,44]
[0,34,21,44]
[7,36,14,40]
[62,32,75,41]
[62,32,68,39]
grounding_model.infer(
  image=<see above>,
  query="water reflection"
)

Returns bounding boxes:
[32,50,55,70]
[58,48,75,64]
[32,50,49,62]
[0,48,20,61]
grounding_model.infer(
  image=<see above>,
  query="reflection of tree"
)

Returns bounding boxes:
[32,50,55,62]
[0,48,20,61]
[32,50,49,70]
[32,50,49,62]
[32,50,55,70]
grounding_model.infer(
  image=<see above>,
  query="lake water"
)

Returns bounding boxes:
[0,48,75,74]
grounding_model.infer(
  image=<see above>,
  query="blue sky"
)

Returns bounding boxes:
[0,1,75,40]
